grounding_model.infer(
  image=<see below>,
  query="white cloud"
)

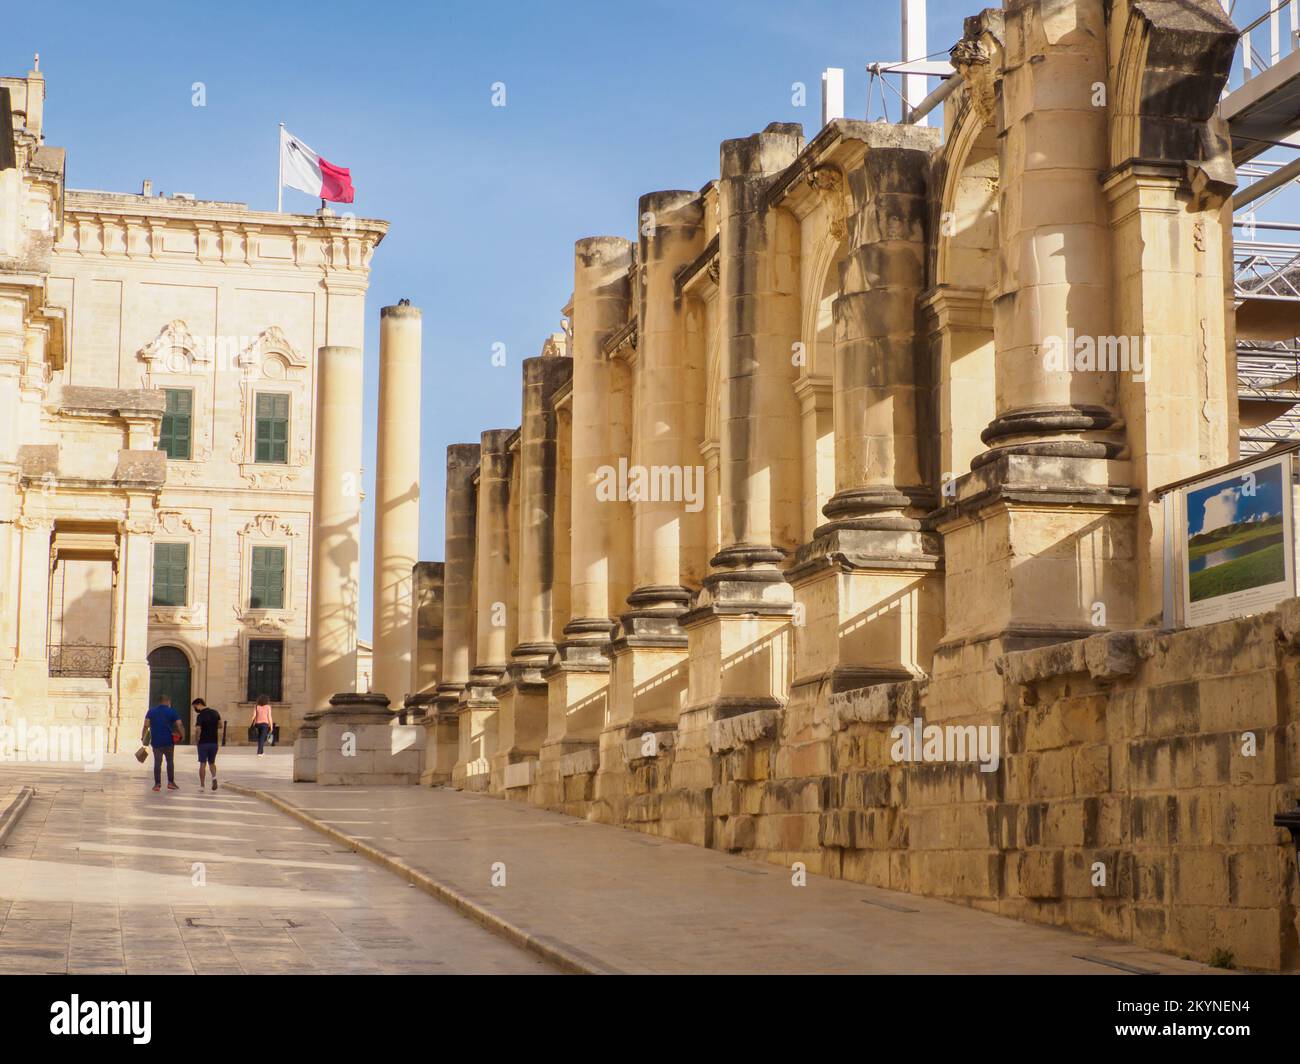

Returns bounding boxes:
[1199,486,1240,534]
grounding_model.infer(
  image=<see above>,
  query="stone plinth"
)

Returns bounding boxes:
[313,692,422,786]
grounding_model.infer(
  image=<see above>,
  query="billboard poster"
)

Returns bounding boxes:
[1180,455,1296,627]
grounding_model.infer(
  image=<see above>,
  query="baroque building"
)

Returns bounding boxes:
[396,1,1300,969]
[1,61,386,747]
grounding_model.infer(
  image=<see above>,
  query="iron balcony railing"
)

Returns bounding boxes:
[48,643,115,679]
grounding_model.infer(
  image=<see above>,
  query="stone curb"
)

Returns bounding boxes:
[0,786,35,846]
[224,783,603,976]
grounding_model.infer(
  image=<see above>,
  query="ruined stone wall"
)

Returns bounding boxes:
[575,606,1300,971]
[419,0,1300,969]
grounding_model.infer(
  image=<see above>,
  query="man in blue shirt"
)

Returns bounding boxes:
[142,695,183,792]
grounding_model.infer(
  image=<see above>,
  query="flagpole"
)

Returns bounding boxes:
[277,122,284,213]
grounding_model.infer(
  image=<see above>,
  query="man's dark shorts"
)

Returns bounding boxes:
[196,742,218,766]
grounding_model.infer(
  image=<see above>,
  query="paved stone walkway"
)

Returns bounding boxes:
[246,772,1218,975]
[0,751,550,974]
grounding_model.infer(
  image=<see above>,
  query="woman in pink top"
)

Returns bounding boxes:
[250,695,274,756]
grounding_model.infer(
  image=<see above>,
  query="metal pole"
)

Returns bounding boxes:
[277,122,284,213]
[901,0,928,124]
[1235,153,1300,210]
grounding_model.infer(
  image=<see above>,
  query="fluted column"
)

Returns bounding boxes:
[436,444,479,711]
[306,345,363,714]
[372,303,422,707]
[561,236,633,658]
[622,190,706,636]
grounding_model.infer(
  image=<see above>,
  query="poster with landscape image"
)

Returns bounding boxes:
[1182,455,1295,626]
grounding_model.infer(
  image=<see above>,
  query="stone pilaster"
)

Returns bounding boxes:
[372,303,422,709]
[494,355,571,795]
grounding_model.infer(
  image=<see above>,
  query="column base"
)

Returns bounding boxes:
[313,692,422,785]
[787,525,944,708]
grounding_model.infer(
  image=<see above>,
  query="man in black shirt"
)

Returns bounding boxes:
[192,698,221,791]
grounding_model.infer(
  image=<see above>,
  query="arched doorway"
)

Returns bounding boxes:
[148,646,192,743]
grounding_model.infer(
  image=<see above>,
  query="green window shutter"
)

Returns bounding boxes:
[246,639,284,703]
[159,388,192,460]
[249,545,286,609]
[151,542,189,607]
[255,393,289,464]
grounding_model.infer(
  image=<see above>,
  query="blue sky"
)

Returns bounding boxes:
[9,0,978,637]
[10,1,1276,637]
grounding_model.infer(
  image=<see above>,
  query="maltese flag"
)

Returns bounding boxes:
[279,127,354,204]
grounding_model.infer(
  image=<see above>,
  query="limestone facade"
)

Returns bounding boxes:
[416,1,1300,967]
[0,65,386,746]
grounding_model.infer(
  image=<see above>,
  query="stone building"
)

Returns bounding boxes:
[0,61,387,747]
[411,1,1300,969]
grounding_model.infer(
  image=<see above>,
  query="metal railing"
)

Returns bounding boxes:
[48,643,114,679]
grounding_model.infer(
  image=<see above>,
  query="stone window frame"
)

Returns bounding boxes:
[136,320,213,467]
[234,513,299,627]
[230,327,310,487]
[148,511,206,628]
[248,543,287,610]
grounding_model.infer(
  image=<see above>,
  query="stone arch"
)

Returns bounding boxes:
[1106,0,1236,179]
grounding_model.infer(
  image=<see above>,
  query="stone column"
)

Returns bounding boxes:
[411,561,444,701]
[459,428,512,788]
[372,303,422,709]
[607,191,705,738]
[305,345,363,717]
[495,356,571,794]
[824,125,937,531]
[562,236,634,658]
[931,3,1138,708]
[623,190,706,638]
[541,238,632,803]
[682,125,803,730]
[788,124,944,695]
[979,0,1121,467]
[710,124,804,600]
[436,445,479,713]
